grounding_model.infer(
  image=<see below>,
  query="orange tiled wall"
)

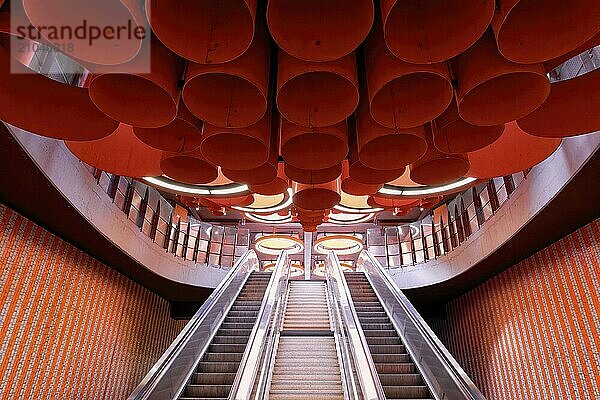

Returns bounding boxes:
[435,219,600,400]
[0,204,187,399]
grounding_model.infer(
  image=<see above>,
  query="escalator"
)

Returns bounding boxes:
[181,272,271,400]
[129,250,485,400]
[344,273,431,400]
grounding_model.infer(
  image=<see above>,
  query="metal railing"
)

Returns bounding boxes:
[87,167,250,269]
[367,173,528,268]
[128,250,261,400]
[326,252,386,400]
[356,251,486,400]
[231,251,292,400]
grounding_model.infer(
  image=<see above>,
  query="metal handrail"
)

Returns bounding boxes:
[325,254,364,400]
[230,251,292,400]
[127,250,260,400]
[326,252,386,400]
[357,251,486,400]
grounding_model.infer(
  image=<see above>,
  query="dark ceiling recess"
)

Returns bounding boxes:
[0,128,212,304]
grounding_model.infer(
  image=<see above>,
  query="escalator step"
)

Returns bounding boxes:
[207,343,247,353]
[378,373,424,386]
[184,384,231,398]
[366,337,404,346]
[191,372,237,385]
[375,362,416,373]
[369,344,407,354]
[211,335,250,344]
[202,353,243,362]
[197,361,241,373]
[363,329,397,337]
[383,385,430,398]
[371,354,414,364]
[221,323,254,330]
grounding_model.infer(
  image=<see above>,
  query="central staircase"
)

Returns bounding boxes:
[269,281,344,400]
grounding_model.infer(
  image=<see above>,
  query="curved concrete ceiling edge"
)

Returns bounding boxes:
[7,124,229,291]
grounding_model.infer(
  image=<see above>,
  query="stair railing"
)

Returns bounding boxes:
[356,251,487,400]
[326,252,387,400]
[230,251,292,400]
[128,250,261,400]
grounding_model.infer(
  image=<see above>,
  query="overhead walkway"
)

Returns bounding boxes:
[128,250,486,400]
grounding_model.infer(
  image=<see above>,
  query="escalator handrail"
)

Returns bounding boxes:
[326,252,386,400]
[358,251,486,400]
[230,251,291,400]
[128,250,260,400]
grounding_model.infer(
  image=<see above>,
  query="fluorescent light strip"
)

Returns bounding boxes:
[209,184,249,195]
[143,177,250,196]
[334,204,383,214]
[328,213,375,225]
[143,177,211,195]
[244,212,294,225]
[379,177,477,196]
[233,188,293,213]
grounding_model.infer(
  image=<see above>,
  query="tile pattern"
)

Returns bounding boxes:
[0,204,187,400]
[435,219,600,400]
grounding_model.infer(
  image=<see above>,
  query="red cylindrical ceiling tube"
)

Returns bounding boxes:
[249,163,289,195]
[355,98,427,171]
[183,33,270,128]
[0,13,118,141]
[88,37,180,128]
[454,31,550,126]
[409,126,470,185]
[266,0,374,62]
[517,68,600,138]
[467,122,562,179]
[146,0,256,64]
[380,0,494,63]
[201,115,270,171]
[160,149,218,185]
[341,162,382,196]
[23,0,146,65]
[284,163,343,185]
[433,100,504,154]
[222,122,280,185]
[348,144,404,185]
[277,52,359,128]
[365,27,453,129]
[492,0,600,64]
[134,99,202,152]
[280,117,348,170]
[66,124,163,177]
[292,179,342,211]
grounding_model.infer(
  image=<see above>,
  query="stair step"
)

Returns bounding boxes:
[191,372,237,385]
[375,362,416,374]
[369,344,406,354]
[383,385,430,398]
[366,337,404,346]
[197,361,241,373]
[208,343,247,353]
[212,335,249,344]
[202,352,243,362]
[185,384,231,398]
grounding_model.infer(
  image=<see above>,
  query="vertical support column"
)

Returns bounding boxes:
[504,175,516,197]
[304,232,312,280]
